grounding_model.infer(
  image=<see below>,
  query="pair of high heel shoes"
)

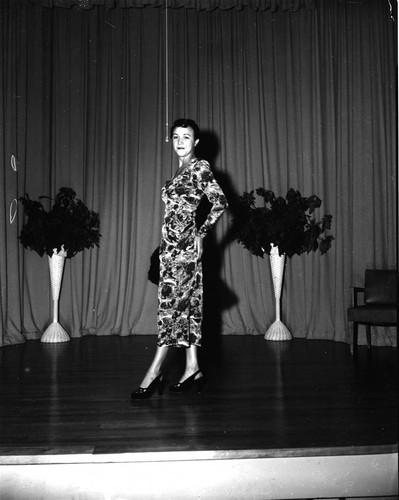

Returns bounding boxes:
[131,370,206,400]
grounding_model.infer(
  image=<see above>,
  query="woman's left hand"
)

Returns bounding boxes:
[194,235,203,261]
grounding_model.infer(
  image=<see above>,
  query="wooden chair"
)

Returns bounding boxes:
[347,269,397,350]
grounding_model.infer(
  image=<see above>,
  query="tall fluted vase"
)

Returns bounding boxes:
[264,244,292,341]
[41,247,70,343]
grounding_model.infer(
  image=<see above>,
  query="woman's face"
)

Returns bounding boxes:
[172,126,199,163]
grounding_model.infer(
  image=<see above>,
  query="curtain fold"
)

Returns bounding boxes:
[1,0,396,347]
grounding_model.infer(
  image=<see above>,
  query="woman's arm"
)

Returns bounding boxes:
[196,161,228,239]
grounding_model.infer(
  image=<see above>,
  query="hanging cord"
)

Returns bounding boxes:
[165,0,169,142]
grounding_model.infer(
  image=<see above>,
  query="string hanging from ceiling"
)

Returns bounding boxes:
[165,0,170,142]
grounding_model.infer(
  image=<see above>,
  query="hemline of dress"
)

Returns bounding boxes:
[157,340,201,348]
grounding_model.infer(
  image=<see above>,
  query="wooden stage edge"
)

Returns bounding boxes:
[0,445,397,500]
[0,443,398,465]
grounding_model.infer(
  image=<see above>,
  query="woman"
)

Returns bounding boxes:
[131,119,228,399]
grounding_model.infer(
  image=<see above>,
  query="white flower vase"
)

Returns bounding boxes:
[41,247,70,343]
[264,244,292,341]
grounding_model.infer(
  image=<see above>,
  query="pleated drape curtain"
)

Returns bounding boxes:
[24,0,316,10]
[0,0,396,347]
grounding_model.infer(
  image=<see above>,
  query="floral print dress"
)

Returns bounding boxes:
[157,158,228,347]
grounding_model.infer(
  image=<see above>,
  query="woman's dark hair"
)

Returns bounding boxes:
[170,118,200,141]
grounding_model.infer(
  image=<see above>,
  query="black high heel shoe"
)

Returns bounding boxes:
[131,374,164,400]
[169,370,206,393]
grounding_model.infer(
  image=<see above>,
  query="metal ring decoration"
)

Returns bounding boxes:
[9,198,18,224]
[11,155,17,172]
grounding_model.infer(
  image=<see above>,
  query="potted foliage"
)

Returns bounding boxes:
[235,187,334,340]
[19,187,101,343]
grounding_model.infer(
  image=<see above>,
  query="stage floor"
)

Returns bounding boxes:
[0,335,396,457]
[0,335,397,499]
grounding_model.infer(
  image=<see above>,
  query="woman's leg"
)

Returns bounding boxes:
[178,345,202,382]
[177,257,203,383]
[139,345,169,388]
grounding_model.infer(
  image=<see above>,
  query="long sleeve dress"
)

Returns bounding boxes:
[157,158,228,348]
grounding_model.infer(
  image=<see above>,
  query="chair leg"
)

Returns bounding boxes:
[366,325,371,349]
[353,322,358,352]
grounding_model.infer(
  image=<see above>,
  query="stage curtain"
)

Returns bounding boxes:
[27,0,315,11]
[0,0,396,347]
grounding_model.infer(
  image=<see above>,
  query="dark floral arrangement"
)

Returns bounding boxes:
[235,188,334,258]
[19,187,101,258]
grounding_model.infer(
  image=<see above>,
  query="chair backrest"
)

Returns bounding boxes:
[364,269,397,306]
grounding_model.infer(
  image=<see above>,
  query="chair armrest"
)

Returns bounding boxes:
[353,287,364,307]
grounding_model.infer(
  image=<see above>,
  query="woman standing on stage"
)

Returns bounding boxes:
[132,118,228,399]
